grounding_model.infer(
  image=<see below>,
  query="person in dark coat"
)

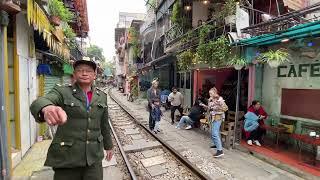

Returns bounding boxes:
[30,59,113,180]
[147,78,161,130]
[176,99,205,130]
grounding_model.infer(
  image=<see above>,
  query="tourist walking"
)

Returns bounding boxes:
[147,78,161,131]
[168,87,184,124]
[30,59,113,180]
[203,88,228,158]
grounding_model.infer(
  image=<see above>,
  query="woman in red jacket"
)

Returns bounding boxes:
[245,100,268,146]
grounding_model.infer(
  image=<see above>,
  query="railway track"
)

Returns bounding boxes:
[106,88,211,180]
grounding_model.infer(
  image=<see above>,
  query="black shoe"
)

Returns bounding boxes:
[171,121,174,125]
[213,150,224,158]
[210,145,217,148]
[157,129,161,132]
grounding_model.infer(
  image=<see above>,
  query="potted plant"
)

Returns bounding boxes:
[48,0,74,26]
[259,48,290,68]
[221,0,237,25]
[228,56,247,70]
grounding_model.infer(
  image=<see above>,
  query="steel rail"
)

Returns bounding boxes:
[108,88,211,180]
[107,91,138,180]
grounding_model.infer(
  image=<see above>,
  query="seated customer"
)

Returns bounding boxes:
[176,99,206,130]
[244,100,268,146]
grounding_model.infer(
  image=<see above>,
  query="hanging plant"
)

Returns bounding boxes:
[171,1,182,26]
[258,48,290,68]
[177,50,195,71]
[48,0,74,25]
[128,28,141,58]
[196,36,230,67]
[228,55,247,70]
[199,24,214,44]
[62,23,76,48]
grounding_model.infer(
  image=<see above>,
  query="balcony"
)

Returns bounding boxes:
[0,0,21,14]
[241,2,320,37]
[164,17,234,53]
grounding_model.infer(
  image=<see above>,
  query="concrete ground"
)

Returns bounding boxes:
[111,89,307,180]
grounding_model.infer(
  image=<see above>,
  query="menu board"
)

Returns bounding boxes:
[281,88,320,120]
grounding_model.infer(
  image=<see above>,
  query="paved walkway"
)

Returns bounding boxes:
[111,89,303,180]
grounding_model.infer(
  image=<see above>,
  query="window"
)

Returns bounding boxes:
[176,73,180,88]
[186,72,191,89]
[181,73,185,88]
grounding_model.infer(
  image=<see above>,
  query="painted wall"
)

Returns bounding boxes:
[192,1,209,28]
[16,13,38,156]
[193,68,234,100]
[261,44,320,126]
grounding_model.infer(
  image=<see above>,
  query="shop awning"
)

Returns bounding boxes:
[234,20,320,46]
[63,63,74,75]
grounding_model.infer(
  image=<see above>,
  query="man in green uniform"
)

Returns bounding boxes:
[30,59,113,180]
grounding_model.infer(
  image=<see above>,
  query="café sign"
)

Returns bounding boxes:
[277,62,320,77]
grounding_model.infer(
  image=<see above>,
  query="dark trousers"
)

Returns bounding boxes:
[149,107,155,130]
[53,161,103,180]
[170,105,183,122]
[248,126,266,142]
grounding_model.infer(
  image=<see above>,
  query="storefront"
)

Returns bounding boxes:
[193,67,249,111]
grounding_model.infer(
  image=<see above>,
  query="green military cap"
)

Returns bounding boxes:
[73,57,97,70]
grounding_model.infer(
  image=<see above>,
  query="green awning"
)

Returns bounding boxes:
[234,20,320,46]
[63,63,74,75]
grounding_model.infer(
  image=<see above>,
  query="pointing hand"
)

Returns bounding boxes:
[42,105,67,126]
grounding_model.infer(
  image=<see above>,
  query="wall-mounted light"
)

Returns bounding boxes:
[202,0,210,5]
[184,5,192,11]
[281,38,290,43]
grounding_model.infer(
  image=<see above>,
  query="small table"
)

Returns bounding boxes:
[291,134,320,168]
[264,125,288,152]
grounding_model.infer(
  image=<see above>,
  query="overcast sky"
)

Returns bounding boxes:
[87,0,146,61]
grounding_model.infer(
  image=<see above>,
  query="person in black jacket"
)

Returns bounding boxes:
[176,99,206,130]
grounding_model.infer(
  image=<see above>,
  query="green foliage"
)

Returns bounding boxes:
[63,23,76,40]
[196,36,230,67]
[171,1,182,25]
[218,0,237,18]
[87,45,105,61]
[228,56,247,66]
[48,0,74,22]
[177,50,196,71]
[199,24,214,44]
[128,28,141,58]
[258,48,290,63]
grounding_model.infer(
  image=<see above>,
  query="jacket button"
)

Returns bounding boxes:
[87,129,90,133]
[88,118,91,122]
[86,141,89,144]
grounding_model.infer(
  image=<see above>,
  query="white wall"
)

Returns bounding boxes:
[192,1,209,28]
[16,13,38,156]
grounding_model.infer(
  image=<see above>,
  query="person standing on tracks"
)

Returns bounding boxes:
[30,59,113,180]
[147,78,161,131]
[151,98,163,134]
[168,87,184,125]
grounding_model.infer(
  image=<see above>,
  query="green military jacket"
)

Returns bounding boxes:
[30,83,113,168]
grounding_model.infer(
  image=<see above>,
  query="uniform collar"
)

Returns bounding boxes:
[72,82,101,104]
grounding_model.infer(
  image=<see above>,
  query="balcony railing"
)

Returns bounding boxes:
[241,2,320,37]
[164,24,183,47]
[164,16,233,52]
